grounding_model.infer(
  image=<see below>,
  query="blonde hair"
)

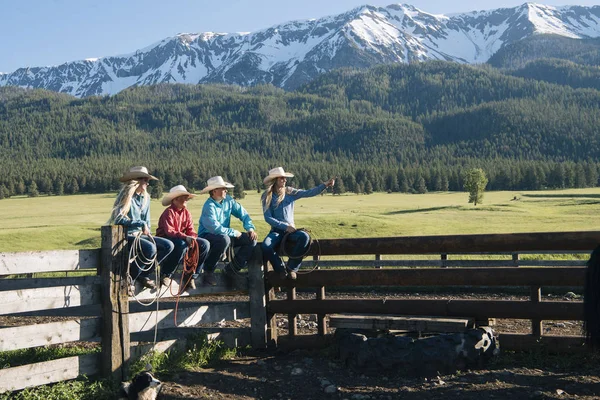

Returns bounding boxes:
[108,180,149,224]
[261,180,292,212]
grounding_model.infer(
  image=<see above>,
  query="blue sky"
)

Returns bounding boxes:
[0,0,597,73]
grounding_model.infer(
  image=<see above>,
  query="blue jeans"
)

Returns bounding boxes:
[261,229,310,272]
[159,237,210,277]
[127,235,174,280]
[200,232,257,272]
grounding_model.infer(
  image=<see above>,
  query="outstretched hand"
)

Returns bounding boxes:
[325,177,336,188]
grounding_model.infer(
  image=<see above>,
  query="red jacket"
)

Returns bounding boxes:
[156,205,197,239]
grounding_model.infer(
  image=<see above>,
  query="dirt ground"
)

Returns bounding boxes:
[3,291,600,399]
[158,290,600,400]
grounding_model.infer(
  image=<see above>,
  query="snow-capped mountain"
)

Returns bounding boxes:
[1,3,599,97]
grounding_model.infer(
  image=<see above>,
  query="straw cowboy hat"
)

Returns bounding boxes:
[263,167,294,185]
[119,166,158,182]
[161,185,196,206]
[199,176,234,194]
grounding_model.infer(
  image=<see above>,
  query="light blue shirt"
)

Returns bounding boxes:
[114,193,150,235]
[198,194,255,237]
[263,184,326,231]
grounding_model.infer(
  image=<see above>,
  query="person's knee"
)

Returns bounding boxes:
[211,234,230,251]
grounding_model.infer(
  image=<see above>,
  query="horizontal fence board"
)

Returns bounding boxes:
[310,231,600,256]
[129,302,250,333]
[0,318,100,351]
[131,274,248,301]
[0,276,102,292]
[306,260,587,268]
[304,259,588,268]
[0,284,101,315]
[16,305,102,318]
[268,299,583,320]
[267,267,586,288]
[498,333,586,353]
[0,249,100,276]
[328,314,473,332]
[0,353,99,393]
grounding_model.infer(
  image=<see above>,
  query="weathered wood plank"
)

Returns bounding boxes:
[129,302,250,333]
[0,249,100,276]
[267,267,586,288]
[100,225,130,382]
[301,259,587,268]
[308,231,600,256]
[0,354,99,393]
[268,299,583,320]
[0,275,102,292]
[0,318,100,351]
[130,273,247,301]
[0,276,102,292]
[328,314,474,332]
[0,284,101,315]
[248,248,268,349]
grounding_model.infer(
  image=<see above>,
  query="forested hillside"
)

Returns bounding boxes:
[0,60,599,198]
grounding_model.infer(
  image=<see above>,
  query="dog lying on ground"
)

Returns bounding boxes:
[119,371,162,400]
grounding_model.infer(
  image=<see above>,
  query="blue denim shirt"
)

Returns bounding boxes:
[263,184,326,231]
[114,193,150,235]
[198,194,255,237]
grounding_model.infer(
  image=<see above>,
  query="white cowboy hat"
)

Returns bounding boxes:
[161,185,196,206]
[199,176,234,194]
[119,166,158,182]
[263,167,294,185]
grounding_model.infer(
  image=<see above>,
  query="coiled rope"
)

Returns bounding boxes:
[172,238,199,326]
[125,232,161,346]
[279,228,320,274]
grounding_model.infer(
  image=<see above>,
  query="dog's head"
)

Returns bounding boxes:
[120,371,162,400]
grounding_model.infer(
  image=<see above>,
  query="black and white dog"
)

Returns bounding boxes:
[119,371,162,400]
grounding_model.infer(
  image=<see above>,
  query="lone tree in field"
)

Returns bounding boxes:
[463,168,488,206]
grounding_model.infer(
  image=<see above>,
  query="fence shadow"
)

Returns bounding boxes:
[385,206,460,215]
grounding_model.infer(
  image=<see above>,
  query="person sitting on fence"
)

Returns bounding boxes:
[108,166,174,290]
[198,176,258,286]
[261,167,335,280]
[156,185,210,291]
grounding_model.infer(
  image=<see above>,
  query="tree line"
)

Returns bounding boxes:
[1,59,600,199]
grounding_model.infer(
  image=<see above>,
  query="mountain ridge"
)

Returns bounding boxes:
[1,2,599,97]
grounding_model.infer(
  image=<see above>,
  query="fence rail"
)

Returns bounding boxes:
[263,230,600,351]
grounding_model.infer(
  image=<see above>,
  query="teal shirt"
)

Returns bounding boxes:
[198,194,255,237]
[114,193,151,235]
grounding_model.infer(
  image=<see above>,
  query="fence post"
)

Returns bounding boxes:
[248,247,268,349]
[513,253,520,267]
[531,286,542,336]
[100,225,130,383]
[317,286,327,336]
[441,253,448,268]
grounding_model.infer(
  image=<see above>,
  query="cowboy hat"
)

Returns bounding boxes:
[161,185,196,206]
[263,167,294,185]
[199,176,234,194]
[119,166,158,182]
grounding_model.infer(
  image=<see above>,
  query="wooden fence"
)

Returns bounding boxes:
[1,229,598,394]
[0,225,258,393]
[261,231,600,352]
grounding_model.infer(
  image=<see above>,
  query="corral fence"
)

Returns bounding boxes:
[0,228,598,393]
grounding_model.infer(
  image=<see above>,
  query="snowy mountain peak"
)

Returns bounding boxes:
[1,2,599,97]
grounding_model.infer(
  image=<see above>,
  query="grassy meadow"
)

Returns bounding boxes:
[1,188,600,253]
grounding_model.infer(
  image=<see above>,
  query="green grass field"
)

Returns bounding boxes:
[1,188,600,252]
